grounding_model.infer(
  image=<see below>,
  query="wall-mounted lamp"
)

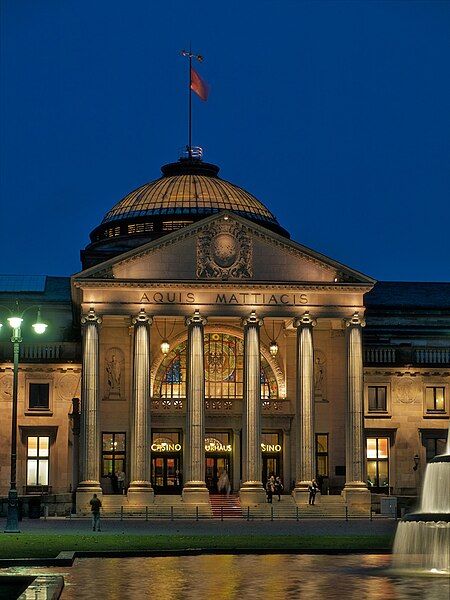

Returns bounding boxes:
[413,454,420,471]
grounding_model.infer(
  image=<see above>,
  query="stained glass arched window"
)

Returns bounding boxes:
[154,333,278,399]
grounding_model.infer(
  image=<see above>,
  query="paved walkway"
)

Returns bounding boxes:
[16,517,396,536]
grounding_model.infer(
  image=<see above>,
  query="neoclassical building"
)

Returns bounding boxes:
[0,155,448,513]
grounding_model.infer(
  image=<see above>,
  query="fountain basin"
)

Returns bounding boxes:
[402,512,450,523]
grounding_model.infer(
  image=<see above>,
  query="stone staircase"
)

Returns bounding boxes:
[242,494,371,519]
[83,494,212,519]
[209,494,242,519]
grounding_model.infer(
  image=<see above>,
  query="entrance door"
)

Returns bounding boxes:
[262,456,281,487]
[151,456,181,494]
[205,456,230,492]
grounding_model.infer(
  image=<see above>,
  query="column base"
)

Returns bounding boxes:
[76,481,102,514]
[239,481,266,506]
[182,481,210,504]
[127,483,154,506]
[342,482,371,508]
[292,482,321,505]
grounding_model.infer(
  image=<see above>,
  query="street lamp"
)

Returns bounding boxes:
[0,302,48,533]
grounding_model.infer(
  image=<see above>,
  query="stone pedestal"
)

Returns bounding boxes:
[182,310,209,504]
[343,312,370,507]
[128,309,154,505]
[240,312,266,506]
[77,308,102,512]
[292,312,316,505]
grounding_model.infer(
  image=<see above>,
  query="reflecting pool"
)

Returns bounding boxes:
[6,554,449,600]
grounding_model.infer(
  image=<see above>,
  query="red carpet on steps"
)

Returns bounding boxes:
[209,494,242,518]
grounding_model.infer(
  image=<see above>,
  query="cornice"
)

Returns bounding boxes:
[73,280,373,293]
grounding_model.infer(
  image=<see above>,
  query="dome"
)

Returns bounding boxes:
[82,157,289,269]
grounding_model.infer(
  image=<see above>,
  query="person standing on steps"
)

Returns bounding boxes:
[90,493,102,531]
[308,480,319,505]
[274,476,284,501]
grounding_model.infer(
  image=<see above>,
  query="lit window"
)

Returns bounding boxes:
[315,433,328,477]
[26,436,49,486]
[102,432,126,478]
[426,387,445,412]
[29,383,50,410]
[162,220,194,231]
[366,437,389,489]
[368,386,387,412]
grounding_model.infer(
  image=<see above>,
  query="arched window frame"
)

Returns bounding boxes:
[151,325,285,400]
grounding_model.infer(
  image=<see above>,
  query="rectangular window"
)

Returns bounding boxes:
[368,386,387,412]
[315,433,328,477]
[26,436,49,486]
[366,437,389,490]
[426,387,445,412]
[102,432,126,478]
[424,437,447,462]
[29,383,50,410]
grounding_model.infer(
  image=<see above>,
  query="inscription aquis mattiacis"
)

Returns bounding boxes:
[138,291,308,306]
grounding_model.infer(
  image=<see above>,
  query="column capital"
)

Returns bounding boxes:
[241,310,263,328]
[293,311,316,329]
[185,309,207,327]
[344,311,366,328]
[81,307,102,325]
[132,308,153,326]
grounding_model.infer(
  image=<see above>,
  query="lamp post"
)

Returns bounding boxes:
[0,303,47,533]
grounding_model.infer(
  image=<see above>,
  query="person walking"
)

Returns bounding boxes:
[274,476,284,501]
[308,479,319,505]
[116,470,125,495]
[90,493,102,531]
[266,476,275,503]
[217,470,231,496]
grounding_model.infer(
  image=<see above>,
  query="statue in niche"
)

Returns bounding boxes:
[105,348,124,400]
[314,351,327,401]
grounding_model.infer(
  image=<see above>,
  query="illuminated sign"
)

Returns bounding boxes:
[139,291,308,306]
[151,441,182,452]
[204,438,232,452]
[261,443,282,452]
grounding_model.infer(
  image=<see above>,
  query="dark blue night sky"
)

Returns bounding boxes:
[1,1,449,280]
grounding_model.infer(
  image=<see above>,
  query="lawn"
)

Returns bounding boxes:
[0,533,393,559]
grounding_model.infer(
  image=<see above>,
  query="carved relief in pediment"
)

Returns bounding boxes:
[197,220,252,279]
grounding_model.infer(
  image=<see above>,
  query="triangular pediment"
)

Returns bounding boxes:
[73,212,375,286]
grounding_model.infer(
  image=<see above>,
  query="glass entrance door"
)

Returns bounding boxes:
[151,456,181,494]
[262,456,281,487]
[205,456,230,492]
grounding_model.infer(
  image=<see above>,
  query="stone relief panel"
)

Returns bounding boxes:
[105,347,125,400]
[393,376,421,405]
[0,374,12,400]
[197,220,252,279]
[314,350,327,402]
[55,372,81,401]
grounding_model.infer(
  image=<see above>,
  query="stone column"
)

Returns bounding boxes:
[232,428,241,493]
[283,427,291,493]
[240,311,266,505]
[182,310,209,504]
[292,312,317,504]
[77,308,102,512]
[128,309,154,505]
[342,312,370,507]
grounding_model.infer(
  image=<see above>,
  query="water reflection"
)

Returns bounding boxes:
[4,555,450,600]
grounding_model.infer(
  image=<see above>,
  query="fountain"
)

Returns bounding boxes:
[392,427,450,574]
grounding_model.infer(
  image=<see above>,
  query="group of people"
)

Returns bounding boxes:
[108,469,125,495]
[265,475,284,503]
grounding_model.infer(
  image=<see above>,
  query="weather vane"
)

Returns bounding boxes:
[181,48,210,158]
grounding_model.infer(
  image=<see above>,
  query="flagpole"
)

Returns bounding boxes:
[188,48,192,158]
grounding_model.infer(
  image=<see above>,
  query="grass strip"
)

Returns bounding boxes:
[0,534,393,559]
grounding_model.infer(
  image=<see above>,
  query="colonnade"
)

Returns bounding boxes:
[76,307,369,508]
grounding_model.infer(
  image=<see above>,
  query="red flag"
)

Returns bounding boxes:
[190,67,210,101]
